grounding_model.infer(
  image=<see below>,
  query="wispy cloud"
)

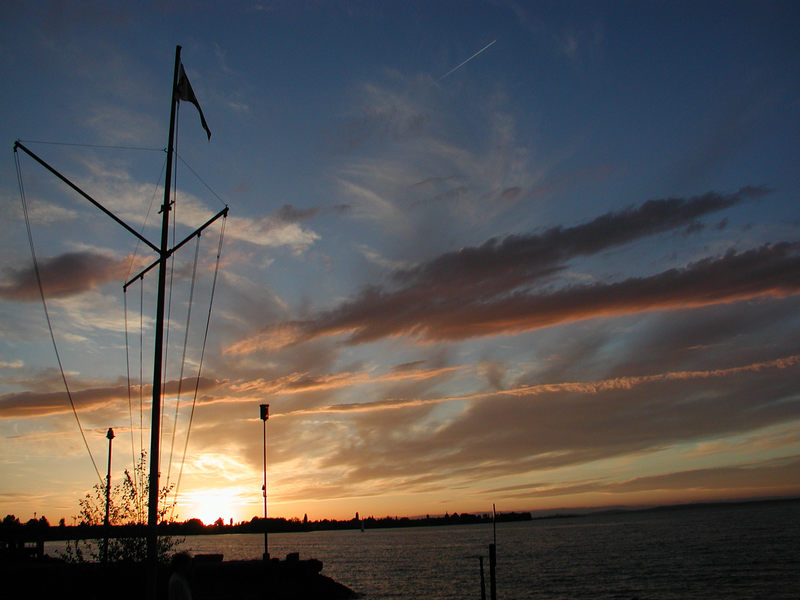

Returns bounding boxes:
[279,354,800,417]
[229,363,464,396]
[333,72,536,234]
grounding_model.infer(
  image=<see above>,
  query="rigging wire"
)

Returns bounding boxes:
[171,214,227,520]
[123,289,137,494]
[165,235,201,490]
[120,151,167,502]
[16,139,163,152]
[175,151,228,209]
[137,277,146,520]
[139,278,144,461]
[14,147,103,485]
[124,276,146,508]
[124,156,167,282]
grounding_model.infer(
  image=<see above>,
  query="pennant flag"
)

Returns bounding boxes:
[176,63,211,140]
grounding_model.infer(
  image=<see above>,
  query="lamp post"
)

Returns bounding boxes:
[259,403,269,560]
[103,427,115,564]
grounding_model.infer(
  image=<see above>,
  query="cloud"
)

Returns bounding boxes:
[229,363,464,397]
[19,156,323,253]
[339,79,431,151]
[177,346,799,507]
[0,251,136,301]
[224,322,307,355]
[391,187,766,290]
[0,360,24,369]
[230,188,783,350]
[227,215,319,249]
[333,72,536,235]
[0,376,220,419]
[393,241,800,343]
[300,355,800,496]
[486,455,800,500]
[272,203,351,223]
[280,354,800,418]
[220,203,349,250]
[85,105,161,145]
[8,200,78,225]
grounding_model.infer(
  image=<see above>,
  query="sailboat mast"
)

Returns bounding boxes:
[147,43,181,571]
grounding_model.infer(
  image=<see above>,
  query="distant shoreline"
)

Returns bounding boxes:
[5,495,797,544]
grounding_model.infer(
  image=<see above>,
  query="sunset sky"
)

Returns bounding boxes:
[1,1,799,526]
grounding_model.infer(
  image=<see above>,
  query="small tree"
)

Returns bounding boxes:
[63,451,182,563]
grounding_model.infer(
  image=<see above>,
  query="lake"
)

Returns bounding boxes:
[171,499,799,599]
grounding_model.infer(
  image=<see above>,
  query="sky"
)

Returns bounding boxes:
[1,1,799,526]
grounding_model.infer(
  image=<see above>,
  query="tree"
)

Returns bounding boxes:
[63,451,182,563]
[2,514,21,529]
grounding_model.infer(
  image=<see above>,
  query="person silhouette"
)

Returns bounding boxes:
[168,552,193,600]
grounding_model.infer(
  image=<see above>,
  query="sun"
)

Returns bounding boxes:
[185,488,242,526]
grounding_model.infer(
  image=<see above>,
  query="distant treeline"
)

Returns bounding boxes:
[1,511,532,542]
[5,497,799,543]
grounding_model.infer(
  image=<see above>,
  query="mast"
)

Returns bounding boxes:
[146,43,181,572]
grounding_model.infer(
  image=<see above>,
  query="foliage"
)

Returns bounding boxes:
[0,514,50,535]
[62,451,182,563]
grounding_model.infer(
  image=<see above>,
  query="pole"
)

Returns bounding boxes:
[489,543,496,600]
[479,556,486,600]
[492,503,496,546]
[147,44,182,600]
[260,403,269,560]
[103,427,115,564]
[489,503,497,600]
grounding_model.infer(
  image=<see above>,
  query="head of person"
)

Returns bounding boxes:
[171,551,192,574]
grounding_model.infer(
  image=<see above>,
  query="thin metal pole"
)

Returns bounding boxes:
[147,44,181,600]
[479,556,486,600]
[490,503,497,600]
[489,543,496,600]
[103,427,114,564]
[492,503,496,546]
[260,403,269,560]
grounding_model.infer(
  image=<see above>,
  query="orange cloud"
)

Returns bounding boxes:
[0,376,220,419]
[229,364,464,396]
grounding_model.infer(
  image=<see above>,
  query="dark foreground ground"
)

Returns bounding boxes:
[1,554,359,600]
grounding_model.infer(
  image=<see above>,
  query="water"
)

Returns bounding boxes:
[48,500,800,599]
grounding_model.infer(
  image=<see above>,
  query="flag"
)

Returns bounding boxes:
[176,63,211,140]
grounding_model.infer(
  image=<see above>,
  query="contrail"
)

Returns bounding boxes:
[439,39,497,80]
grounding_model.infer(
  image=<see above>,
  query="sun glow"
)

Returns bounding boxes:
[183,488,248,526]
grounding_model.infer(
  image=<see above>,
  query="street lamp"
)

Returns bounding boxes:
[259,403,269,560]
[103,427,115,564]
